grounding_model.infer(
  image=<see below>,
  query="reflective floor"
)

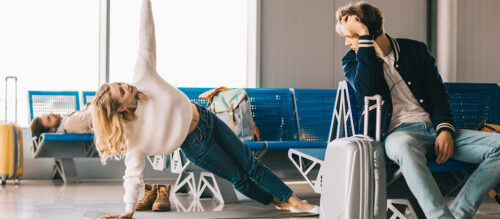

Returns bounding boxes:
[0,179,499,219]
[0,179,319,219]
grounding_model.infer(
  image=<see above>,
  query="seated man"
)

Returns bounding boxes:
[336,2,500,219]
[30,103,93,137]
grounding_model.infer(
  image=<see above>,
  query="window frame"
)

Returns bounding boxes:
[98,0,260,88]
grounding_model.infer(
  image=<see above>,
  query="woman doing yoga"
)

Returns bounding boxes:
[93,0,318,218]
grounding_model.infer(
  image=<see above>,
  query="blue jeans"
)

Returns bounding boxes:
[384,122,500,219]
[179,104,293,205]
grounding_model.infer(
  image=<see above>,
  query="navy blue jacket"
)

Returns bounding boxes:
[343,34,455,141]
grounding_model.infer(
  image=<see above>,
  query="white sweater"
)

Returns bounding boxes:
[122,0,193,213]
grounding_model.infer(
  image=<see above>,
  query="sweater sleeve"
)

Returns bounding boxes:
[342,35,384,97]
[134,0,157,83]
[123,151,145,213]
[420,43,456,137]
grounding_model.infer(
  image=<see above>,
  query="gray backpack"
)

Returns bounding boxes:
[199,87,260,141]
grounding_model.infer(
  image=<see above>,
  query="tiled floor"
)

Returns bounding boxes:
[0,179,499,219]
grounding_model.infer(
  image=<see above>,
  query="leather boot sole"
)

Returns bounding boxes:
[152,205,171,212]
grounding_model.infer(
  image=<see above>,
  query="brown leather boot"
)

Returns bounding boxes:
[136,184,158,211]
[152,184,171,211]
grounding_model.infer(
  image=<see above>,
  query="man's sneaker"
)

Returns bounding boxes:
[136,184,158,211]
[152,184,171,211]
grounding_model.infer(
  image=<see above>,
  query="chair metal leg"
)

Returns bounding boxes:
[196,172,239,203]
[173,171,197,196]
[387,199,418,219]
[288,149,323,193]
[53,158,79,183]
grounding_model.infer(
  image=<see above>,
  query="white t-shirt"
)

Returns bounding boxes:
[381,51,431,132]
[56,105,93,134]
[55,116,67,134]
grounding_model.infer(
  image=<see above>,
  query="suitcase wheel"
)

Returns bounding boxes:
[14,178,20,185]
[1,179,5,185]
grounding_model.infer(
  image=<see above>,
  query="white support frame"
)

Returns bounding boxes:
[146,155,168,171]
[171,193,224,212]
[197,172,224,201]
[288,149,324,193]
[328,81,356,141]
[170,149,190,174]
[387,199,418,219]
[173,171,197,196]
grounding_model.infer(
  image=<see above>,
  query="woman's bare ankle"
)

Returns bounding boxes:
[286,195,314,211]
[272,197,290,210]
[286,195,303,206]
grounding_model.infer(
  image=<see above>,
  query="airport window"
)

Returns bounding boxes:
[109,0,248,88]
[0,0,99,126]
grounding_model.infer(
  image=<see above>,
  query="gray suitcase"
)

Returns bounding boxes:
[320,95,386,219]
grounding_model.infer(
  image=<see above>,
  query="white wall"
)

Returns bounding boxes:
[260,0,427,89]
[260,0,335,89]
[456,0,500,83]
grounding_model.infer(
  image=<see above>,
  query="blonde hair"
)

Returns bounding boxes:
[92,83,148,164]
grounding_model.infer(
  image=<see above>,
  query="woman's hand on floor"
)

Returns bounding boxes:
[100,212,133,219]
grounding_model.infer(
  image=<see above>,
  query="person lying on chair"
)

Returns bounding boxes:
[336,2,500,219]
[30,102,93,137]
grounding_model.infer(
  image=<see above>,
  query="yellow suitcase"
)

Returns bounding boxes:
[0,122,23,185]
[0,76,23,185]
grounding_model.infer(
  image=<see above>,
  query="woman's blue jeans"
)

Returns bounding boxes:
[180,104,293,205]
[384,122,500,219]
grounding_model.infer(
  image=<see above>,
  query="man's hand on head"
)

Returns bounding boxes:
[341,15,369,37]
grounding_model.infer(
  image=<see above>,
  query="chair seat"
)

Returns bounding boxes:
[266,141,327,150]
[426,159,476,172]
[290,147,476,173]
[42,133,94,142]
[243,141,266,150]
[290,148,326,161]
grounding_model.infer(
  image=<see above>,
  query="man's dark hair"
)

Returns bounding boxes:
[335,1,384,37]
[30,117,50,138]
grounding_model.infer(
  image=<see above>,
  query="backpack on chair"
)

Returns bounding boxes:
[473,118,500,133]
[199,87,260,141]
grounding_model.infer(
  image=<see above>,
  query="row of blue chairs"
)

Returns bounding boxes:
[27,87,338,183]
[29,88,337,150]
[28,83,500,186]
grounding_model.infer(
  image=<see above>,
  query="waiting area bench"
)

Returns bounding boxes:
[29,91,97,183]
[288,81,500,218]
[29,82,500,210]
[27,88,310,188]
[289,82,500,190]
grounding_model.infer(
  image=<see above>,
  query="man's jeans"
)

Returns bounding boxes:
[384,122,500,219]
[180,104,293,205]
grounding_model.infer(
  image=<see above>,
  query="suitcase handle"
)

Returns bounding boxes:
[5,76,18,123]
[363,95,382,141]
[364,95,384,217]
